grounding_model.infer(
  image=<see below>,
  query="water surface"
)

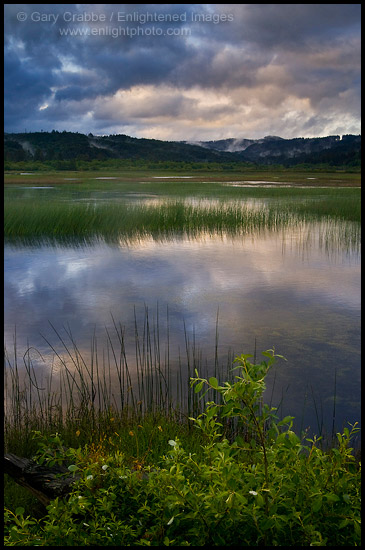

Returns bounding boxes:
[4,210,360,439]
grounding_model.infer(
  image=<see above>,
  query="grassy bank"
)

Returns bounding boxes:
[4,349,361,546]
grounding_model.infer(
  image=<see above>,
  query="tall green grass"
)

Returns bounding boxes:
[4,309,236,457]
[4,193,361,247]
[4,306,350,460]
[3,198,292,239]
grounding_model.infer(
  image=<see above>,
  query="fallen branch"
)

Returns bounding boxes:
[4,453,79,506]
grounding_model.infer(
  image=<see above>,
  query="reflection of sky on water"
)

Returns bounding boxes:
[4,226,360,437]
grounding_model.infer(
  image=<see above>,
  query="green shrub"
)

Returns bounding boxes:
[4,350,360,546]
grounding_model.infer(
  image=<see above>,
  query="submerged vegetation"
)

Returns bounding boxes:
[4,348,361,546]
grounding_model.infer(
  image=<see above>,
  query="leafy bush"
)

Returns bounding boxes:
[4,350,361,546]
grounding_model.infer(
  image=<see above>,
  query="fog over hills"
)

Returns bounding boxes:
[184,134,361,165]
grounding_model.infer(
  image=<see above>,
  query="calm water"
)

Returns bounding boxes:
[4,188,361,441]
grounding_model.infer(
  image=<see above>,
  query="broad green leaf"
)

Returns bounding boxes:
[288,431,300,445]
[206,405,218,420]
[312,496,322,513]
[339,519,349,529]
[276,433,287,445]
[209,376,219,389]
[256,493,264,507]
[277,415,295,427]
[235,493,248,505]
[325,493,340,503]
[354,520,361,537]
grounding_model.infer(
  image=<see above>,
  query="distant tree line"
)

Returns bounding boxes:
[3,130,361,170]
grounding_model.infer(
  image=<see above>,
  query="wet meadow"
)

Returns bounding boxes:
[4,168,361,545]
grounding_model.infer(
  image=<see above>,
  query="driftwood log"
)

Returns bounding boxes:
[4,453,80,506]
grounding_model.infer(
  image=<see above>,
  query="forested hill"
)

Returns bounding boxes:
[195,134,361,167]
[3,132,236,164]
[4,131,361,168]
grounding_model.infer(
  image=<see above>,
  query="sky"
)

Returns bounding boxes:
[4,3,361,140]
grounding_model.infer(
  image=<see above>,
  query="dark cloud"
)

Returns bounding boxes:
[4,4,361,139]
[4,48,56,128]
[222,4,361,49]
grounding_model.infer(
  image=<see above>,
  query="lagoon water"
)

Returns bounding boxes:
[4,197,361,441]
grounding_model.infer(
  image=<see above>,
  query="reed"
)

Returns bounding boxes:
[4,193,361,249]
[4,308,239,458]
[4,304,353,458]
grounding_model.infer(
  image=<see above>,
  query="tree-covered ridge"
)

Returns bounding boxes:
[3,131,235,164]
[3,130,361,168]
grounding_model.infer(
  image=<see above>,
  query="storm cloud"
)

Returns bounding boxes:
[4,4,361,139]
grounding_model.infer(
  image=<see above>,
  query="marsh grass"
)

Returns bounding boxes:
[3,198,291,239]
[4,306,346,462]
[4,190,361,248]
[4,309,236,458]
[4,310,235,517]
